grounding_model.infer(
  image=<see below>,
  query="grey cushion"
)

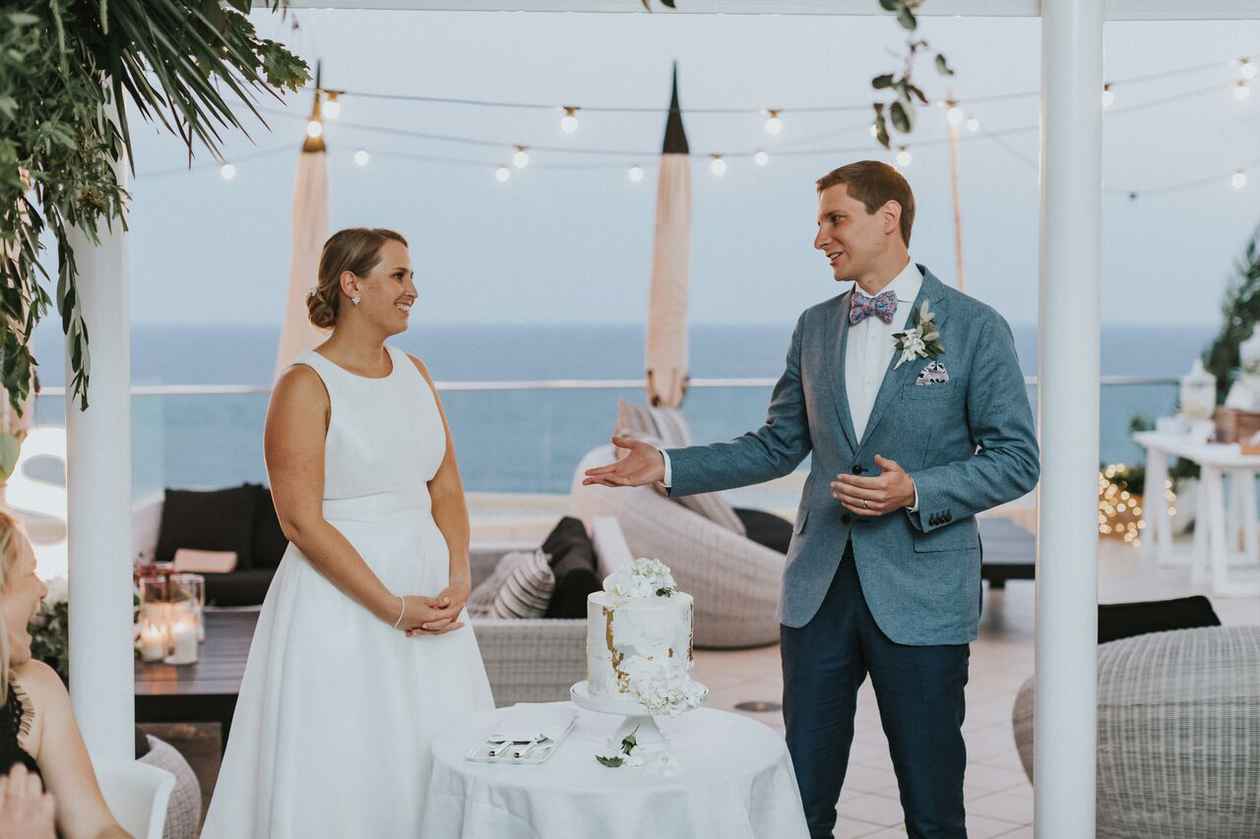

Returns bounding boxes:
[489,551,555,619]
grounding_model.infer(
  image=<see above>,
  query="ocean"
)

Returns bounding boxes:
[27,322,1212,497]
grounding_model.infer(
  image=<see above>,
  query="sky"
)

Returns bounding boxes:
[105,9,1260,328]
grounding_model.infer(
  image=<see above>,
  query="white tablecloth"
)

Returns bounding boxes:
[422,703,810,839]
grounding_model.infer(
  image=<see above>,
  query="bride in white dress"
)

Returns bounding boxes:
[202,228,494,837]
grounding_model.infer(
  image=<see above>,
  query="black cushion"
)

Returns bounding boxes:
[203,568,277,607]
[250,485,290,570]
[734,507,794,555]
[156,484,258,569]
[541,517,601,619]
[1098,595,1221,644]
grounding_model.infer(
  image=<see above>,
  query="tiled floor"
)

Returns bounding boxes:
[697,535,1260,837]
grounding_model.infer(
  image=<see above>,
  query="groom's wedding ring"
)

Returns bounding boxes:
[862,499,870,509]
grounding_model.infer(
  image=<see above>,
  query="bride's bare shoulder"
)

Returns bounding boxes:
[273,364,329,403]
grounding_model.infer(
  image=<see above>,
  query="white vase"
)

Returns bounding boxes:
[1180,359,1216,421]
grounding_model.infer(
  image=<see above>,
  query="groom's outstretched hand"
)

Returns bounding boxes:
[581,436,666,488]
[831,454,917,517]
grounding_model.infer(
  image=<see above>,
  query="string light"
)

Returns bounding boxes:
[966,117,980,132]
[219,163,237,181]
[1234,80,1251,102]
[322,92,341,120]
[709,154,727,177]
[868,123,878,139]
[895,146,912,167]
[627,165,644,183]
[1102,83,1115,109]
[305,120,324,139]
[353,149,371,167]
[1232,170,1248,190]
[1239,57,1258,80]
[1098,465,1144,546]
[513,145,530,169]
[764,109,784,136]
[754,150,770,167]
[560,107,580,134]
[495,165,511,183]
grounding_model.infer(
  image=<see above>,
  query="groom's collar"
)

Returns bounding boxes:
[851,257,921,303]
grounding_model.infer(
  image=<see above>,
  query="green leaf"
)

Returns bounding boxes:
[905,84,929,106]
[890,100,912,133]
[6,12,40,26]
[897,7,917,30]
[596,755,625,767]
[872,73,895,90]
[0,434,20,481]
[878,0,899,10]
[935,53,955,76]
[621,725,641,754]
[872,107,891,150]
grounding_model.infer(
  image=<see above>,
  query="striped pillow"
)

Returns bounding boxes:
[489,550,555,619]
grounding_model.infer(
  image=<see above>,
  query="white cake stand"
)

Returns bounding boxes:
[570,680,707,747]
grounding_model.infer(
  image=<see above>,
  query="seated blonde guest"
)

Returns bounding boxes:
[0,511,130,839]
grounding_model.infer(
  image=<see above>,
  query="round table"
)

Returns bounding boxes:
[422,703,810,839]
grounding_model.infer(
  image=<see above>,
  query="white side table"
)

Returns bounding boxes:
[1133,431,1260,595]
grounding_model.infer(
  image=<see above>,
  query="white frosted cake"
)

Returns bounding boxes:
[585,558,707,715]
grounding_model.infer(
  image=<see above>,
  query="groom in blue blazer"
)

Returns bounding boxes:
[585,160,1040,838]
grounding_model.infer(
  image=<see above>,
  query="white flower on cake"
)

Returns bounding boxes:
[620,655,708,716]
[604,557,677,600]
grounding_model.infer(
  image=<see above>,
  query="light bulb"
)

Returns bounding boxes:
[323,94,341,120]
[495,166,511,183]
[627,165,645,183]
[560,107,579,134]
[709,155,727,177]
[1234,81,1251,102]
[353,149,370,167]
[754,150,769,167]
[895,147,912,167]
[1232,170,1248,191]
[869,123,878,138]
[764,110,783,136]
[1101,84,1115,109]
[966,117,980,132]
[513,146,530,168]
[219,163,237,181]
[306,120,324,139]
[1240,58,1257,80]
[946,105,963,127]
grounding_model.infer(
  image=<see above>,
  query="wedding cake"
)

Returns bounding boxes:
[585,558,707,715]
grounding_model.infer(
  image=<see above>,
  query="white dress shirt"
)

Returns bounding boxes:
[660,258,921,511]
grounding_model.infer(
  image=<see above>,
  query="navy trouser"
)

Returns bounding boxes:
[781,545,970,838]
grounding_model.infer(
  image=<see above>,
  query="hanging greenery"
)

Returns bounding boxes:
[0,1,308,414]
[1203,225,1260,405]
[642,0,952,150]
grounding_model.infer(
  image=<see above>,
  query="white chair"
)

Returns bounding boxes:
[97,762,175,839]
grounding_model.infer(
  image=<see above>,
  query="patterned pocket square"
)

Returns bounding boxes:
[915,361,950,386]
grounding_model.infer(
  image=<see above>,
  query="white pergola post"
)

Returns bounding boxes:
[1036,1,1104,836]
[64,152,134,764]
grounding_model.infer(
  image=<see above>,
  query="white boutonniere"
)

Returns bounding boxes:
[892,301,944,369]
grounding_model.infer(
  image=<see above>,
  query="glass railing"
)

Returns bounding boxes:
[29,377,1178,499]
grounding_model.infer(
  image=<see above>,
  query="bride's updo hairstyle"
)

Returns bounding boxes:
[307,228,409,329]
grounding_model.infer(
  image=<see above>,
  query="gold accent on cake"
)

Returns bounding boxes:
[604,606,630,692]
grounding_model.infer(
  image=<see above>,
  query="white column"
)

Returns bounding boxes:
[64,150,134,764]
[1036,1,1103,836]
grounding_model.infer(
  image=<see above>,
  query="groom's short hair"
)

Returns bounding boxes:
[816,161,915,247]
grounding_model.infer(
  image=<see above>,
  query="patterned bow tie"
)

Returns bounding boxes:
[849,289,898,325]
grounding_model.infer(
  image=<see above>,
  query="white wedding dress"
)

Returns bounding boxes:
[202,345,494,838]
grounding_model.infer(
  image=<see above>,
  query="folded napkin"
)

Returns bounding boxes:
[489,702,577,743]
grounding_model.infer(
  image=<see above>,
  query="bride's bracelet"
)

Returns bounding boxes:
[392,595,406,630]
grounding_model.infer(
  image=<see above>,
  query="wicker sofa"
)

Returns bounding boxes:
[570,443,785,649]
[1012,625,1260,838]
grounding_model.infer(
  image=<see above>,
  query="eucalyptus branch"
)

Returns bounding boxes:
[871,1,955,149]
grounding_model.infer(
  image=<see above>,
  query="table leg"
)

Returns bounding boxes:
[1143,449,1171,566]
[1242,472,1260,568]
[1191,498,1208,585]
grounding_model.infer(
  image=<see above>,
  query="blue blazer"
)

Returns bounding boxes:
[667,267,1040,645]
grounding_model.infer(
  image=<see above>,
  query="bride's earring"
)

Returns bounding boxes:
[351,294,361,306]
